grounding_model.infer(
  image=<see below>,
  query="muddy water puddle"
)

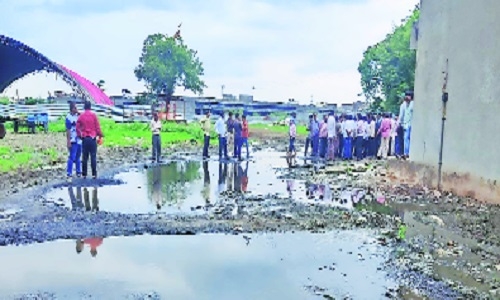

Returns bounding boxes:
[0,231,395,300]
[42,151,353,214]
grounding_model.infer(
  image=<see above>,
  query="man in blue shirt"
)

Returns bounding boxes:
[66,102,82,181]
[311,113,320,157]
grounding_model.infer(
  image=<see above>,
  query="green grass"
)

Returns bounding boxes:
[0,117,303,172]
[251,123,307,135]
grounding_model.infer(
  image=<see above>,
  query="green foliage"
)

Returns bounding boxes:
[145,161,201,207]
[134,32,206,101]
[49,117,205,148]
[0,96,10,105]
[358,6,419,113]
[24,97,46,105]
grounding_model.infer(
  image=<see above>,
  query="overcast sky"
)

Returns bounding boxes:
[0,0,417,104]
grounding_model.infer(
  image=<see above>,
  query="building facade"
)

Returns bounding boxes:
[404,0,500,202]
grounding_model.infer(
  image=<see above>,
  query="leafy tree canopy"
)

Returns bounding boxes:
[358,5,420,113]
[134,30,206,102]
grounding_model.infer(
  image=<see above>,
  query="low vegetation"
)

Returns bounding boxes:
[0,117,306,172]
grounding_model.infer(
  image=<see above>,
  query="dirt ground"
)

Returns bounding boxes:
[0,130,499,299]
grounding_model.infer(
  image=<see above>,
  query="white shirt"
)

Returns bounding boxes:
[368,121,376,138]
[215,116,226,136]
[343,120,356,138]
[327,116,336,138]
[390,119,398,137]
[150,119,162,135]
[399,101,414,129]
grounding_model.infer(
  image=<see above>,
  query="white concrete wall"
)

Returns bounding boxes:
[411,0,500,182]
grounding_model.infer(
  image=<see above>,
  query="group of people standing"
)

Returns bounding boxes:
[66,101,104,181]
[288,91,414,162]
[199,111,250,161]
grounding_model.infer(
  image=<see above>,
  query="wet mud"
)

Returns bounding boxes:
[0,140,498,299]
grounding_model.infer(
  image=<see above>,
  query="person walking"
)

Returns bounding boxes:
[399,91,414,159]
[215,112,228,160]
[233,113,243,161]
[200,110,211,159]
[226,112,235,157]
[241,115,250,158]
[66,102,82,181]
[76,101,103,179]
[304,115,314,157]
[311,113,320,157]
[319,115,328,158]
[288,118,297,157]
[377,113,392,159]
[150,112,162,163]
[327,112,336,161]
[390,115,398,156]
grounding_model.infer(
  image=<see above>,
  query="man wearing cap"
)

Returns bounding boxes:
[398,91,414,159]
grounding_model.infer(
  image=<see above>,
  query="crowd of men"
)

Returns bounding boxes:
[288,91,414,162]
[199,111,250,161]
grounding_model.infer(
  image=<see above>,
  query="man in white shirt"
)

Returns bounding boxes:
[215,112,229,160]
[326,112,336,160]
[343,115,355,160]
[398,91,414,159]
[150,112,162,163]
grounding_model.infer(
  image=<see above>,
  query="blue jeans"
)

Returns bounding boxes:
[289,137,296,152]
[152,134,161,162]
[241,137,250,157]
[312,134,320,156]
[218,136,228,159]
[234,135,242,159]
[319,137,328,158]
[343,137,353,159]
[404,126,411,156]
[66,143,82,176]
[203,135,210,157]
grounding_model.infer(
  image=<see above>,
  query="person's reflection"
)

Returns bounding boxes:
[68,186,83,210]
[286,179,294,198]
[75,237,104,258]
[152,166,163,210]
[234,163,242,193]
[202,161,210,202]
[83,187,99,212]
[286,152,296,168]
[241,162,248,193]
[227,162,234,191]
[218,163,228,195]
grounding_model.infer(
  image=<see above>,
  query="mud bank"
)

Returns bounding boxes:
[0,142,498,299]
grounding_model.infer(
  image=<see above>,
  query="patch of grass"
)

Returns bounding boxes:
[251,123,307,135]
[46,117,208,149]
[355,203,395,215]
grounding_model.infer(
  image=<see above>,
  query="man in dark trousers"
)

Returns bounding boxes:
[76,101,103,179]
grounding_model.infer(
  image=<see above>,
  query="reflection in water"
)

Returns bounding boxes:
[67,186,84,210]
[83,187,99,212]
[152,166,163,210]
[146,161,201,208]
[75,237,104,258]
[202,161,210,202]
[218,163,228,194]
[241,162,248,193]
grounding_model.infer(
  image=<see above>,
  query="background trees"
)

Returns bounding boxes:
[134,28,206,105]
[358,6,419,113]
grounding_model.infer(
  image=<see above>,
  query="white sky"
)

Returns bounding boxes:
[0,0,418,104]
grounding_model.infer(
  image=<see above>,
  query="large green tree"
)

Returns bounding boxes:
[134,29,206,103]
[358,6,420,113]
